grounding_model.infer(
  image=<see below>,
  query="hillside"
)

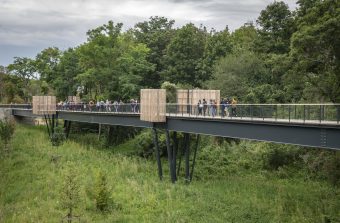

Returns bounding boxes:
[0,125,339,222]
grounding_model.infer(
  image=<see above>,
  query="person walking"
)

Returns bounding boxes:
[197,100,203,115]
[203,99,207,116]
[113,100,118,112]
[231,98,237,117]
[220,98,225,117]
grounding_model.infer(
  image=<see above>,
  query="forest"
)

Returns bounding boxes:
[0,0,340,222]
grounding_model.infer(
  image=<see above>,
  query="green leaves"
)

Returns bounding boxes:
[0,118,15,150]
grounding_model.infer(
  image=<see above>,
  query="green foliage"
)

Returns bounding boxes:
[161,81,177,103]
[133,16,175,88]
[1,125,339,222]
[0,118,15,150]
[162,23,207,87]
[208,51,269,101]
[290,0,340,103]
[262,144,302,170]
[51,126,66,147]
[7,57,36,102]
[94,171,110,212]
[255,1,295,54]
[61,162,81,220]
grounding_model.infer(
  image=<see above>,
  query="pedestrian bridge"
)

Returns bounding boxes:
[3,103,340,150]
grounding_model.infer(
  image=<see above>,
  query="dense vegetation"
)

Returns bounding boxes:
[1,1,340,222]
[0,125,339,222]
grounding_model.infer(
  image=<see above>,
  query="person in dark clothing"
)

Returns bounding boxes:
[197,100,203,115]
[220,98,225,117]
[203,99,207,116]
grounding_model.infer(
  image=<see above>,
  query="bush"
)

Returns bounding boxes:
[60,163,81,221]
[0,117,16,150]
[262,144,301,170]
[323,153,340,185]
[51,126,66,147]
[94,171,110,212]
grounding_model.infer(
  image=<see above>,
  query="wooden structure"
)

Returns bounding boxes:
[32,96,56,115]
[177,89,220,113]
[140,89,166,122]
[67,96,80,103]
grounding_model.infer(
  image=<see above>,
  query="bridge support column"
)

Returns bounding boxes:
[172,131,178,181]
[165,130,176,183]
[184,133,190,182]
[63,120,72,139]
[190,134,200,182]
[152,128,163,181]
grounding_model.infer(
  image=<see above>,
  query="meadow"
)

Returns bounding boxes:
[0,125,339,222]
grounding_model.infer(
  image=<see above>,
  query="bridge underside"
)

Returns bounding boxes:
[12,109,340,150]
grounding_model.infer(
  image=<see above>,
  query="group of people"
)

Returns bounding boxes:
[197,98,237,117]
[57,99,140,113]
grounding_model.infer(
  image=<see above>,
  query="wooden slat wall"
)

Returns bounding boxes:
[32,96,56,115]
[176,89,220,113]
[68,96,80,103]
[140,89,166,122]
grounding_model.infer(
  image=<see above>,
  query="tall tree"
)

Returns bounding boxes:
[231,22,257,51]
[289,0,340,102]
[255,1,295,54]
[133,16,175,87]
[7,57,36,102]
[77,21,154,101]
[200,27,233,78]
[162,23,207,87]
[35,47,61,82]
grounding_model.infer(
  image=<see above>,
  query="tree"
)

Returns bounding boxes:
[231,22,257,51]
[200,27,233,78]
[0,117,15,152]
[94,171,110,212]
[35,47,61,82]
[133,16,175,87]
[208,51,269,102]
[52,48,81,99]
[290,0,340,102]
[61,163,81,223]
[7,57,36,102]
[255,1,295,54]
[162,23,207,87]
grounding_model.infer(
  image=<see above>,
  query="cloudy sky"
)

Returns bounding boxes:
[0,0,297,66]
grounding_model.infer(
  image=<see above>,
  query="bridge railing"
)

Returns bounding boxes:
[2,103,339,125]
[56,103,140,114]
[0,104,32,109]
[166,103,340,125]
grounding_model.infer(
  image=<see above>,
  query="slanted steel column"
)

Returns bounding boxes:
[184,133,190,182]
[165,130,176,183]
[44,114,51,137]
[172,131,178,181]
[64,120,71,138]
[152,128,163,180]
[51,114,55,135]
[177,137,185,176]
[190,134,200,182]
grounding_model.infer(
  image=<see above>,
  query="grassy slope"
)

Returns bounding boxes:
[0,125,339,222]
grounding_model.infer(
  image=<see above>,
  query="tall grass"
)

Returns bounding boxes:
[0,125,339,222]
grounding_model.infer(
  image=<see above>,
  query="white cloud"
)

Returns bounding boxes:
[0,0,297,65]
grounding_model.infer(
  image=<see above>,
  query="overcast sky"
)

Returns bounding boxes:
[0,0,297,66]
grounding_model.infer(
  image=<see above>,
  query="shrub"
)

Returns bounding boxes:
[94,171,110,212]
[262,144,301,170]
[60,163,81,222]
[51,126,66,147]
[0,117,16,150]
[323,153,340,185]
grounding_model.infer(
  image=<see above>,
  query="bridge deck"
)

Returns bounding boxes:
[9,108,340,150]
